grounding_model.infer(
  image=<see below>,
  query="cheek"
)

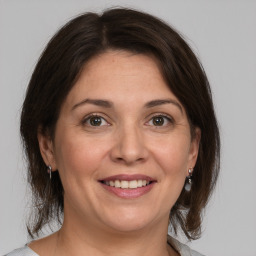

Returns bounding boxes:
[150,135,191,178]
[144,135,191,216]
[54,132,109,180]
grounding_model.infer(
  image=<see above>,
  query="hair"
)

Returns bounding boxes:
[20,7,220,240]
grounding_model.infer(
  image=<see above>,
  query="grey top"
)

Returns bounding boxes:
[4,236,204,256]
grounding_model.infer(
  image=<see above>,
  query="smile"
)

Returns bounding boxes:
[101,180,151,189]
[99,174,156,199]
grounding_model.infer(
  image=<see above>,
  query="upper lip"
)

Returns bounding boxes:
[99,174,156,182]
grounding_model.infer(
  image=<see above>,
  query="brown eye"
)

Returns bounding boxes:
[83,115,109,127]
[152,116,165,126]
[90,116,102,126]
[147,115,173,127]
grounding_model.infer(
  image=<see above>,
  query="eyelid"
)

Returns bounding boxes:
[81,113,110,126]
[80,112,174,127]
[145,113,174,126]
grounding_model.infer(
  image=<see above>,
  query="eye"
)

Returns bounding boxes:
[147,115,173,127]
[83,115,109,127]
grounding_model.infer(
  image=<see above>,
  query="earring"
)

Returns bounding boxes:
[47,165,52,179]
[184,168,193,192]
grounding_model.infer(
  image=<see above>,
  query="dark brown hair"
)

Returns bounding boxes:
[20,8,220,240]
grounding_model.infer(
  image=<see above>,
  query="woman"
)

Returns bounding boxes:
[6,8,220,256]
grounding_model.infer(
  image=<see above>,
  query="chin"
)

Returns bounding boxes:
[105,219,150,233]
[99,208,161,233]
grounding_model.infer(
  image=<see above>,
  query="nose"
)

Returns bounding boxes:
[110,125,148,165]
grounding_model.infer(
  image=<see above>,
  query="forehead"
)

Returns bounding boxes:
[83,50,162,77]
[65,50,181,108]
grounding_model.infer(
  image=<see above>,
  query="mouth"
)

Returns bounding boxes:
[98,174,157,199]
[100,179,154,189]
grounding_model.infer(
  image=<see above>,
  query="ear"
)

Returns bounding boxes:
[188,127,201,169]
[38,129,57,171]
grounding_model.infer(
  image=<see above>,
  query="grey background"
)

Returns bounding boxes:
[1,1,256,255]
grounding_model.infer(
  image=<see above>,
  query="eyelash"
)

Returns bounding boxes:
[82,114,109,127]
[146,114,174,127]
[82,113,174,128]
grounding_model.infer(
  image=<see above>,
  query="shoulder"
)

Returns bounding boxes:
[4,246,39,256]
[168,236,205,256]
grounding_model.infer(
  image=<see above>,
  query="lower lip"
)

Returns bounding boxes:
[100,182,156,199]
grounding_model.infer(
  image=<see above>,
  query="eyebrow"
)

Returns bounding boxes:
[145,99,183,113]
[72,98,183,113]
[72,99,113,110]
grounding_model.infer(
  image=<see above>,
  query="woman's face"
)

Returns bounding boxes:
[39,50,200,233]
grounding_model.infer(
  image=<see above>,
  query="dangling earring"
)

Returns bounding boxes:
[47,165,52,180]
[185,168,193,192]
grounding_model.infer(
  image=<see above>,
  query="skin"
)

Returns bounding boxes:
[34,50,200,256]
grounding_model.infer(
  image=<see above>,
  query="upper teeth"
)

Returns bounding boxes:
[104,180,150,189]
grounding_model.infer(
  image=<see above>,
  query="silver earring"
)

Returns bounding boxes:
[47,165,52,179]
[184,168,193,192]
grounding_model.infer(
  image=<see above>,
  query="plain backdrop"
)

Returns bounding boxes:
[1,1,256,255]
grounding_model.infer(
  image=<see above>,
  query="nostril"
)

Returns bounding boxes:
[115,156,145,164]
